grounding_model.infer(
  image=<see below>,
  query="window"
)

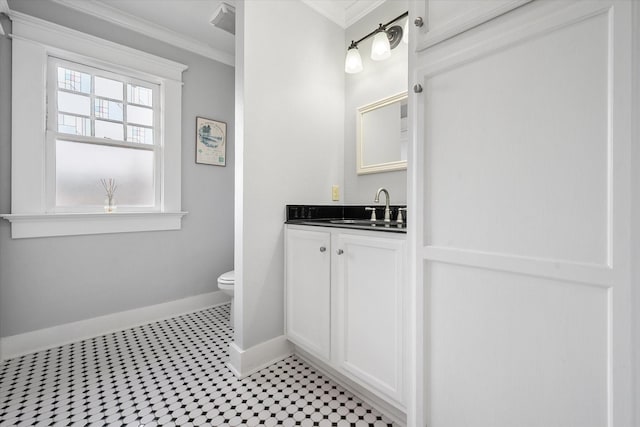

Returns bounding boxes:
[2,13,188,238]
[47,59,160,212]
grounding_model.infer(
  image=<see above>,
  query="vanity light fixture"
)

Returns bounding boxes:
[345,41,364,73]
[370,24,391,60]
[344,11,408,74]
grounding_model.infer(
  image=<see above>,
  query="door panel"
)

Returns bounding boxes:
[427,262,608,427]
[334,233,406,406]
[414,0,532,51]
[423,9,609,265]
[285,228,331,360]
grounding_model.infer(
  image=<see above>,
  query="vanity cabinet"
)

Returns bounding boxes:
[333,232,407,406]
[285,228,331,360]
[285,225,407,408]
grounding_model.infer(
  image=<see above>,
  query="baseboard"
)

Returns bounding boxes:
[0,291,231,361]
[227,335,293,378]
[294,346,407,427]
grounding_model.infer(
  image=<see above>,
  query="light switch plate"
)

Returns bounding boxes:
[331,185,340,201]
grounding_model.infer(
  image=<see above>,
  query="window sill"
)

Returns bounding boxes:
[0,212,188,239]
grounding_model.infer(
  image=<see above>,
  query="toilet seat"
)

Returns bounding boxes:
[217,270,235,284]
[217,270,235,294]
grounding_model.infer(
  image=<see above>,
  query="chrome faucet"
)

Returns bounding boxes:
[374,188,391,222]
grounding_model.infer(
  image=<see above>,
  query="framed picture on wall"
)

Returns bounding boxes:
[195,117,227,166]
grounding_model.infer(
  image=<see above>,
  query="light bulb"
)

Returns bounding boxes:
[402,19,408,44]
[371,29,391,60]
[345,46,363,73]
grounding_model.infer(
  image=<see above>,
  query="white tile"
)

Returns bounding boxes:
[0,304,395,426]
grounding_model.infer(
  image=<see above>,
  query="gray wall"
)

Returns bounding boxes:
[344,1,408,204]
[0,1,235,337]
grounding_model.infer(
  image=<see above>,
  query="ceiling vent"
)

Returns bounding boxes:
[210,2,235,35]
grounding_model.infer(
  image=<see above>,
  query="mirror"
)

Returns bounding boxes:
[357,91,408,175]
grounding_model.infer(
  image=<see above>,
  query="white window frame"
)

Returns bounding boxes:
[46,57,162,213]
[1,12,188,238]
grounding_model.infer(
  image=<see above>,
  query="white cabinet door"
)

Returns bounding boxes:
[285,227,331,360]
[414,0,532,51]
[334,233,406,406]
[411,1,634,426]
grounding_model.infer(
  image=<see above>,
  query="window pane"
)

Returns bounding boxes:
[127,105,153,126]
[58,114,90,136]
[95,98,123,121]
[127,125,154,144]
[58,91,90,116]
[128,84,152,106]
[56,140,154,206]
[95,76,123,100]
[95,120,124,140]
[57,67,90,93]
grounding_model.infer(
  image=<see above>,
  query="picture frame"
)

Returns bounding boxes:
[195,117,227,166]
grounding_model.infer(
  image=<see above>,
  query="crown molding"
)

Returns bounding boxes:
[301,0,386,29]
[49,0,234,66]
[0,0,8,36]
[10,11,188,80]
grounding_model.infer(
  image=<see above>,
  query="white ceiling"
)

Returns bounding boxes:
[42,0,385,66]
[102,0,236,50]
[50,0,235,65]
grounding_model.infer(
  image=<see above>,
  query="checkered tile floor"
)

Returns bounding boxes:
[0,304,395,426]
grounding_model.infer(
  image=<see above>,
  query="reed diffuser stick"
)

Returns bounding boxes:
[100,178,117,199]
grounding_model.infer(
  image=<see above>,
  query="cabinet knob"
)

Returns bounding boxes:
[336,249,344,255]
[414,16,424,27]
[319,246,326,252]
[413,84,423,93]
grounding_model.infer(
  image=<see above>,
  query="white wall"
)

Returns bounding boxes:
[235,1,344,350]
[344,1,408,204]
[0,1,235,337]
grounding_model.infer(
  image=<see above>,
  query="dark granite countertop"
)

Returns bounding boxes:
[285,205,407,234]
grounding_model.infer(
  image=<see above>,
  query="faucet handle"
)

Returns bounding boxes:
[365,207,377,221]
[397,208,407,224]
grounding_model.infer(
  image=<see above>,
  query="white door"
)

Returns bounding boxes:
[410,0,634,426]
[285,227,331,360]
[334,232,407,407]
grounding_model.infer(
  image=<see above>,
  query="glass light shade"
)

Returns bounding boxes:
[371,30,391,60]
[345,47,363,74]
[403,20,409,44]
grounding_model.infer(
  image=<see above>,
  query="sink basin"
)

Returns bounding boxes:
[329,219,370,225]
[329,219,404,227]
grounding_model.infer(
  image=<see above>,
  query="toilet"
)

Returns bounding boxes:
[217,270,235,327]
